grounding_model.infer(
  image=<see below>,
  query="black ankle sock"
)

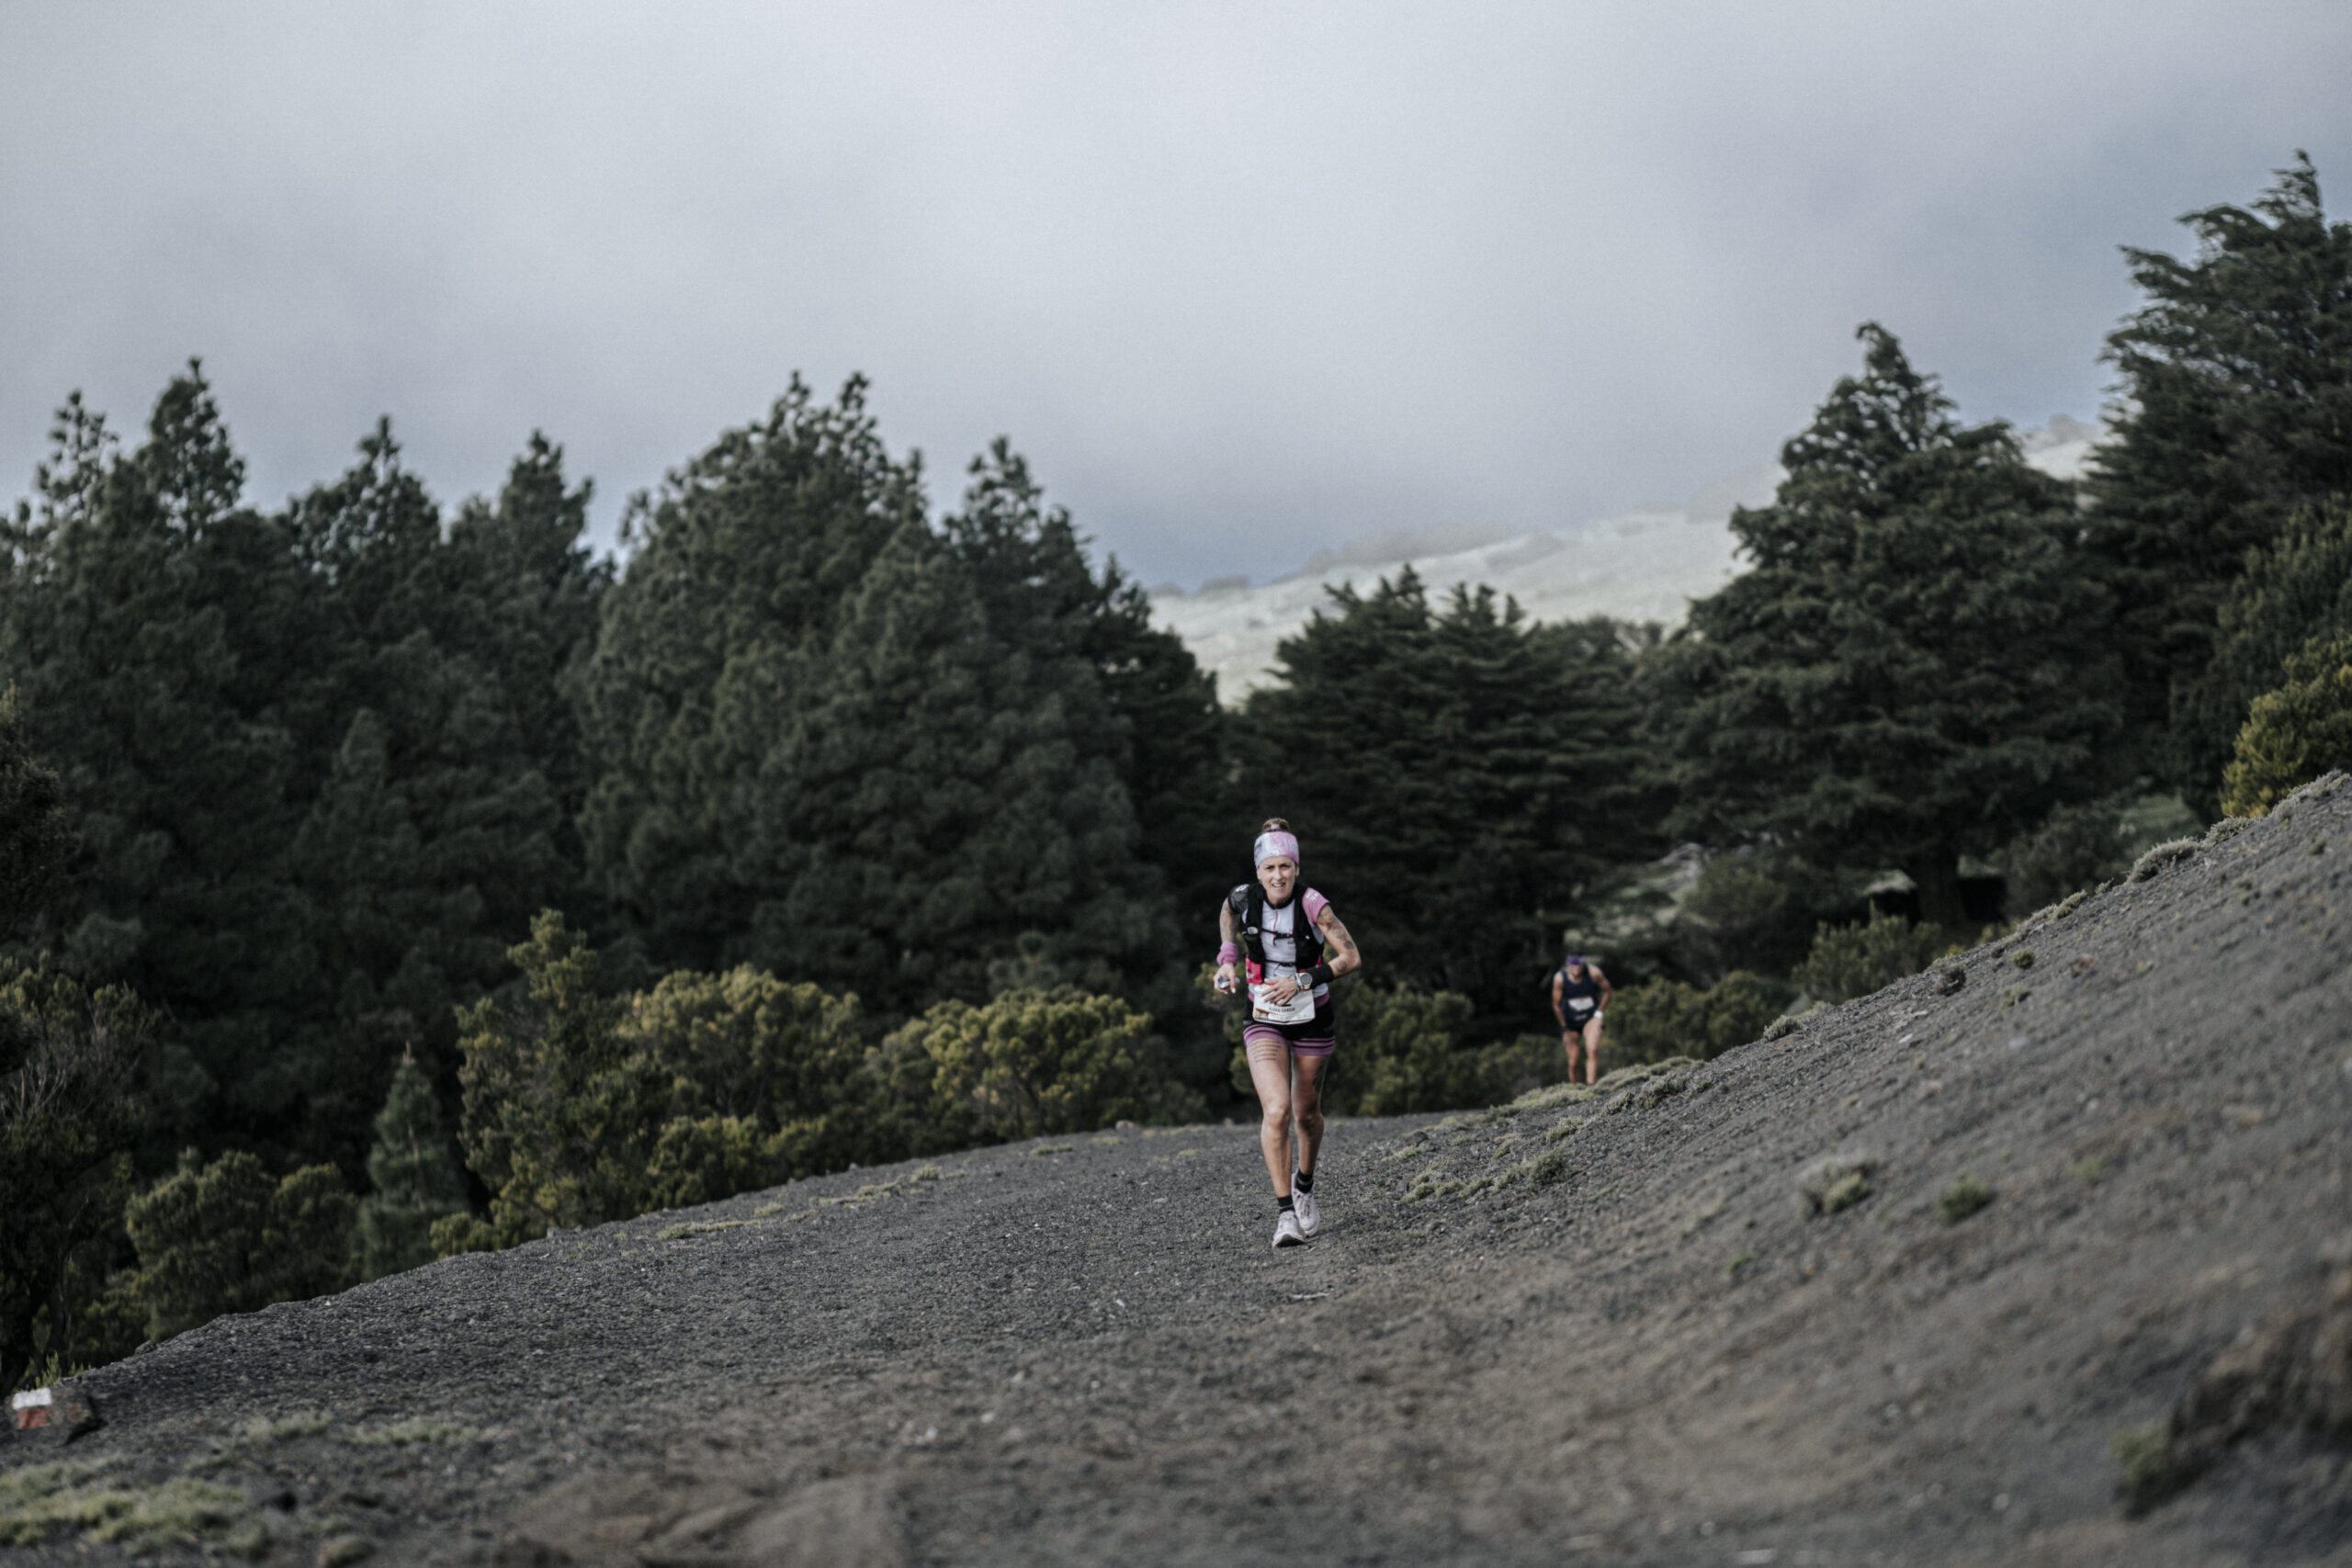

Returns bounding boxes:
[1294,1168,1315,1194]
[1277,1194,1295,1213]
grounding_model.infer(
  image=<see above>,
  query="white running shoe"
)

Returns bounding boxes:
[1293,1189,1320,1238]
[1272,1210,1307,1249]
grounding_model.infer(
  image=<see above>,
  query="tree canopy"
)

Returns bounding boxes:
[2084,153,2352,804]
[579,391,1206,1021]
[1662,324,2125,924]
[0,370,606,1176]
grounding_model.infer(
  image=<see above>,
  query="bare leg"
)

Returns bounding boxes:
[1248,1036,1296,1196]
[1562,1029,1582,1081]
[1581,1018,1604,1084]
[1292,1054,1328,1178]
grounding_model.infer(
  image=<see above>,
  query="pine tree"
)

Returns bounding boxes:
[943,440,1229,923]
[2084,154,2352,801]
[0,369,320,1154]
[578,386,1182,1019]
[356,1052,468,1280]
[0,370,616,1185]
[283,427,594,1170]
[0,688,71,942]
[576,377,923,970]
[123,1149,354,1340]
[746,522,1170,1010]
[1663,325,2126,926]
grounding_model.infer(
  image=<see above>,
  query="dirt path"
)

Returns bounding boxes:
[7,777,2350,1566]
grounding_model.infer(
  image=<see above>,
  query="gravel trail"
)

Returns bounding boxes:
[6,778,2350,1566]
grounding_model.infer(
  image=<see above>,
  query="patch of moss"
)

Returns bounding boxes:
[819,1182,901,1207]
[1679,1197,1724,1237]
[658,1219,751,1240]
[1521,1149,1571,1189]
[1510,1081,1599,1111]
[228,1411,330,1448]
[1726,1250,1757,1279]
[2000,985,2031,1008]
[2203,815,2253,847]
[1821,1172,1870,1213]
[2010,948,2036,970]
[1030,1144,1072,1157]
[1799,1151,1878,1215]
[354,1419,475,1447]
[317,1533,375,1567]
[2111,1423,2175,1511]
[2069,1156,2107,1185]
[2130,838,2201,882]
[1543,1117,1584,1145]
[1639,1073,1690,1108]
[1938,1174,1994,1224]
[0,1461,252,1550]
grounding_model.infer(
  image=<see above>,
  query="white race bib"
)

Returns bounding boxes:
[1250,982,1317,1024]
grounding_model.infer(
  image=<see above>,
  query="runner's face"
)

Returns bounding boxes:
[1257,856,1298,903]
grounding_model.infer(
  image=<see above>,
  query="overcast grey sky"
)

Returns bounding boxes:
[4,3,2347,589]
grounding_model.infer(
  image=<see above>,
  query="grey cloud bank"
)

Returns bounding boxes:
[3,2,2347,590]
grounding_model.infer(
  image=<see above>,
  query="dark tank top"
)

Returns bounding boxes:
[1557,971,1602,1022]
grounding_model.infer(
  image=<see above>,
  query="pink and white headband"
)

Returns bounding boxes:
[1253,829,1300,866]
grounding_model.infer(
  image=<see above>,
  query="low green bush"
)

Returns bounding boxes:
[443,912,1204,1251]
[1939,1173,1994,1224]
[1792,912,1946,1003]
[449,914,877,1247]
[1605,971,1791,1066]
[878,986,1200,1152]
[1673,850,1845,978]
[2221,631,2352,818]
[1999,800,2132,915]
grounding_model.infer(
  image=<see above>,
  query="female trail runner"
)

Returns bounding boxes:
[1215,819,1363,1248]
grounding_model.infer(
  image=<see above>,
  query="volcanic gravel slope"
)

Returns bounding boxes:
[7,778,2352,1567]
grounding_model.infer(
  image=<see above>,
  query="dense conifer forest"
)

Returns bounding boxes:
[3,156,2348,1395]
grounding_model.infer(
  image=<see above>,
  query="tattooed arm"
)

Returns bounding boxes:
[1315,905,1361,980]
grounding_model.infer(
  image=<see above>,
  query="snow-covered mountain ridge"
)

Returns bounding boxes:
[1154,417,2098,702]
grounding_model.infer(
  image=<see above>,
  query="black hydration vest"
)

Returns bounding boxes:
[1556,968,1602,1021]
[1227,884,1325,974]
